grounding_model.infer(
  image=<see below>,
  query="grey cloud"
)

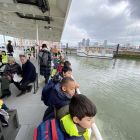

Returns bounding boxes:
[128,0,140,19]
[75,12,129,39]
[68,0,130,40]
[62,0,140,44]
[108,0,126,4]
[109,0,140,19]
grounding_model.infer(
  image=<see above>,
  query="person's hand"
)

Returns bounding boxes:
[75,82,80,88]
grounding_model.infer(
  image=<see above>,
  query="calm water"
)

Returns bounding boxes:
[68,55,140,140]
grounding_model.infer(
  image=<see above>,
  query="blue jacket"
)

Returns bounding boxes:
[42,83,71,109]
[21,60,36,84]
[42,82,71,120]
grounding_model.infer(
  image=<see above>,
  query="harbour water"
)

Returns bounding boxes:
[68,55,140,140]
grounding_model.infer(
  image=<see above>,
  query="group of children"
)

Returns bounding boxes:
[41,57,97,140]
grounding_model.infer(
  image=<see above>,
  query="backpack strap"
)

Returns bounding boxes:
[33,128,37,140]
[45,120,49,139]
[51,119,58,140]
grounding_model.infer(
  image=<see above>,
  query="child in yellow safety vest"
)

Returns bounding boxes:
[0,99,9,110]
[2,51,8,64]
[57,94,97,140]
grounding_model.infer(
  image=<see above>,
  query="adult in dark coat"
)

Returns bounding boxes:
[39,44,51,83]
[0,56,22,98]
[7,40,14,55]
[14,54,36,97]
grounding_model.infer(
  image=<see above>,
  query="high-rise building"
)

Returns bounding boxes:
[103,40,107,47]
[78,42,82,47]
[86,38,90,47]
[82,38,86,46]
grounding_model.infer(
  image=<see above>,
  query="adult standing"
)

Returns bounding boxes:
[38,44,52,83]
[6,40,14,56]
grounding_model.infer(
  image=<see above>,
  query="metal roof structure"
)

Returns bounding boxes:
[0,0,72,42]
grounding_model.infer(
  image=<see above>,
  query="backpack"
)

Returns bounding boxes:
[39,51,49,66]
[33,119,65,140]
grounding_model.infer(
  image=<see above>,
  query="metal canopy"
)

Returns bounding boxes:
[0,0,72,42]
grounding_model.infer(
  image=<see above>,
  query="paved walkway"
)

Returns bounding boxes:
[4,82,46,140]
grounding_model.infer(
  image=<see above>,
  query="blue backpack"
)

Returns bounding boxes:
[33,119,65,140]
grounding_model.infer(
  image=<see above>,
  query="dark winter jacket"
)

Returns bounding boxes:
[42,83,71,109]
[42,82,71,120]
[7,43,13,53]
[21,60,36,84]
[3,63,22,77]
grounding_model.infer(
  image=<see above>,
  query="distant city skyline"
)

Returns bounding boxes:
[61,0,140,46]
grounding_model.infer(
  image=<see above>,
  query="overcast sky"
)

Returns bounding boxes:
[61,0,140,46]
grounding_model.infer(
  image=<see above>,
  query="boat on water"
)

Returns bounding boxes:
[77,47,114,59]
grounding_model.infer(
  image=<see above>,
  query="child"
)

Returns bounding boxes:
[64,60,71,68]
[58,94,97,140]
[57,61,64,73]
[49,66,73,85]
[51,61,70,79]
[55,60,71,76]
[61,66,72,78]
[42,77,76,121]
[52,66,80,89]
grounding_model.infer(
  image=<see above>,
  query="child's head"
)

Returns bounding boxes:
[62,66,72,77]
[2,51,6,55]
[64,61,71,68]
[69,94,97,129]
[60,77,76,97]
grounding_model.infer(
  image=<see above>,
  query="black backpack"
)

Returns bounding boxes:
[39,50,49,66]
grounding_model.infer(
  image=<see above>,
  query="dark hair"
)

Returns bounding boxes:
[62,66,72,74]
[2,51,6,55]
[69,94,97,120]
[19,54,26,58]
[42,44,47,48]
[64,61,71,67]
[60,77,74,87]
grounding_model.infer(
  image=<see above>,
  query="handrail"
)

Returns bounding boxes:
[75,83,103,140]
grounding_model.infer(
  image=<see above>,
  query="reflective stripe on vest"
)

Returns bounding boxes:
[60,114,89,140]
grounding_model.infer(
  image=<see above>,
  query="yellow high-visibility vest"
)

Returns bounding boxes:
[0,100,4,109]
[51,68,57,77]
[2,54,8,64]
[60,114,89,140]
